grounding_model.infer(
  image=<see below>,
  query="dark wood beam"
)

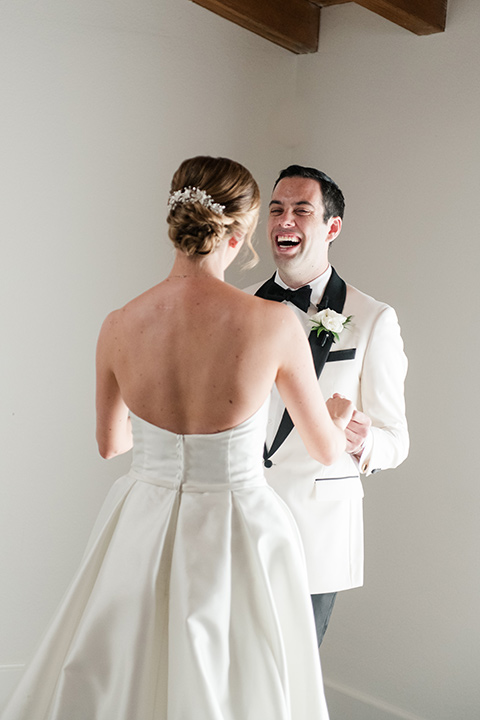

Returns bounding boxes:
[310,0,350,6]
[191,0,447,54]
[313,0,447,34]
[191,0,320,54]
[358,0,446,34]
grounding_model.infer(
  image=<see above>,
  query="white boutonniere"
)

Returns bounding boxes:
[310,308,352,343]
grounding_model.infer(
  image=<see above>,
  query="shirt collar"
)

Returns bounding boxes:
[274,265,332,309]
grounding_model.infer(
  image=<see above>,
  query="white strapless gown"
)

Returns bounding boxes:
[2,402,329,720]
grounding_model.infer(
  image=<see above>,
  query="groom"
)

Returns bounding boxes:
[247,165,409,645]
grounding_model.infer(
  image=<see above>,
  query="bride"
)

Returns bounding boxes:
[2,156,353,720]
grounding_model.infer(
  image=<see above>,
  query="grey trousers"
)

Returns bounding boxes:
[311,592,337,647]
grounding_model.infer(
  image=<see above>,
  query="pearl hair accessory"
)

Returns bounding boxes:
[168,186,225,216]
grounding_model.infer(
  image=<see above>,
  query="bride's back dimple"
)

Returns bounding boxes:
[128,399,269,490]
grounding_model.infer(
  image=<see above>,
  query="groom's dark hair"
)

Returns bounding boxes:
[273,165,345,222]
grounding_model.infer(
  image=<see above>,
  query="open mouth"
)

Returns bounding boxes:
[276,235,301,248]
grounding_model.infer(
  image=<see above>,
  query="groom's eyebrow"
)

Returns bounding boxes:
[268,200,314,207]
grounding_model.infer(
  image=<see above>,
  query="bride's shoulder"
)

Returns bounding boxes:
[234,290,301,337]
[248,292,297,321]
[98,288,153,340]
[108,282,168,322]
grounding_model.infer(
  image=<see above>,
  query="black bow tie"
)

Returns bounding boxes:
[256,278,312,313]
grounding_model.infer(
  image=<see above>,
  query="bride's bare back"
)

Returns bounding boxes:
[99,276,287,434]
[96,271,351,464]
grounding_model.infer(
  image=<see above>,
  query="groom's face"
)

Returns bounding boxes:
[267,177,339,286]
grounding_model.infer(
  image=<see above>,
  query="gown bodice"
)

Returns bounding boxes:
[129,399,269,490]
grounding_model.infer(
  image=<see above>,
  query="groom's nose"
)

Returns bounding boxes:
[279,210,296,227]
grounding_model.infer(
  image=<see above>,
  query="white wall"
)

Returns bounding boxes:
[294,2,480,719]
[0,0,295,703]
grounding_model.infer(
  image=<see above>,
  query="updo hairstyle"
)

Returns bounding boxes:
[167,156,260,264]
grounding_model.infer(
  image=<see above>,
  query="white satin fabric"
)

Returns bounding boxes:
[2,401,329,720]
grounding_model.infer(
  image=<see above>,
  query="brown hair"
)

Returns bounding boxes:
[167,156,260,265]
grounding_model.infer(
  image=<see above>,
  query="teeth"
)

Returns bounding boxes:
[277,236,300,247]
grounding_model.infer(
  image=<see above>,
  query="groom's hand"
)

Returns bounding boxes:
[345,409,371,456]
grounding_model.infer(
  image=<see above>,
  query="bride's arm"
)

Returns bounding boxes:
[95,311,133,459]
[273,306,353,465]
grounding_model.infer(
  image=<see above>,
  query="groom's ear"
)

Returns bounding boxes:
[326,217,342,244]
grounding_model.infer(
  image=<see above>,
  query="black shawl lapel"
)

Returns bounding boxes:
[262,267,347,465]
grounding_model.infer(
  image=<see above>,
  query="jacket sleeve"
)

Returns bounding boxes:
[357,305,409,475]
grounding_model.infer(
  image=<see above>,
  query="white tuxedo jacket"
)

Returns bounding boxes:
[246,276,409,594]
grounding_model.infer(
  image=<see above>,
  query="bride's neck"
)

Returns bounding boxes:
[168,250,225,281]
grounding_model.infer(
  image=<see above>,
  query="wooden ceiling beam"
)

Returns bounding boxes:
[310,0,350,6]
[191,0,320,54]
[312,0,447,35]
[191,0,447,54]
